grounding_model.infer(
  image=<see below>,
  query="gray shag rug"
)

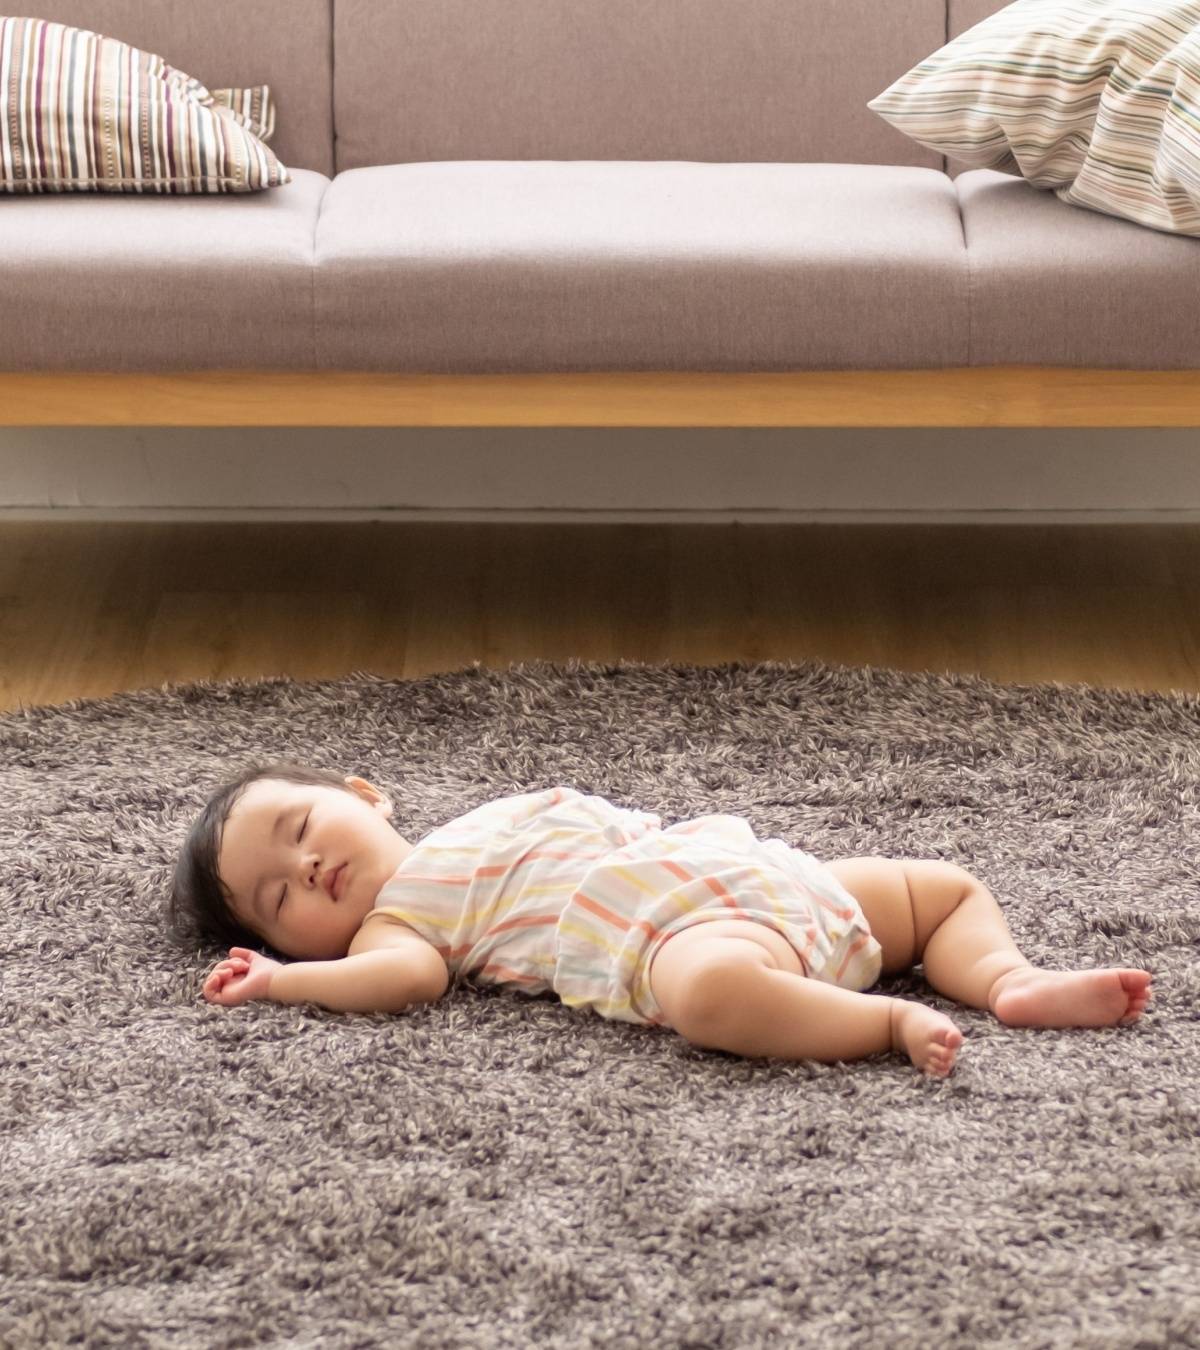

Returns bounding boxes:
[2,657,1198,1348]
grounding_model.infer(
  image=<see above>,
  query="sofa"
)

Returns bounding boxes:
[1,0,1199,434]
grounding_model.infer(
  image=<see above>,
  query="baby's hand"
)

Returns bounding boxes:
[203,947,282,1007]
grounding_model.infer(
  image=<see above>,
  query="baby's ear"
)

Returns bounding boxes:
[345,775,393,818]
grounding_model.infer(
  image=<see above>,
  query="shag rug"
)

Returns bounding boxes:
[1,658,1197,1348]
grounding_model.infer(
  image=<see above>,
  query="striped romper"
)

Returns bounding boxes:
[356,785,882,1028]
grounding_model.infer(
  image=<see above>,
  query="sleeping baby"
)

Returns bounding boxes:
[172,762,1153,1078]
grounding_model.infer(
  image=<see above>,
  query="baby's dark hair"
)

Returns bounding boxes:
[167,759,359,956]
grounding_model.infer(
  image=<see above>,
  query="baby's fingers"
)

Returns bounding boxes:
[204,973,243,1005]
[203,965,240,996]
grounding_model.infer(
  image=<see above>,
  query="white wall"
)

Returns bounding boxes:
[2,427,1200,523]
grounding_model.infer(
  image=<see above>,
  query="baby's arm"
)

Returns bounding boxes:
[270,950,443,1013]
[204,947,441,1014]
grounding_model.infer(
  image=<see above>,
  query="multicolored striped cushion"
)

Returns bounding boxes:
[0,16,290,194]
[867,0,1200,238]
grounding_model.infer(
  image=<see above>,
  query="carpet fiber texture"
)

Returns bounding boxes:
[2,657,1198,1348]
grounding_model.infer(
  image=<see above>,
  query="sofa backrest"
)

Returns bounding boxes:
[39,1,1017,179]
[31,0,335,176]
[333,0,956,173]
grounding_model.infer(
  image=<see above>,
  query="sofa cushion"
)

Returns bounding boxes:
[0,169,328,371]
[868,0,1200,238]
[0,17,289,194]
[14,1,334,177]
[956,169,1200,368]
[332,0,949,172]
[313,161,970,372]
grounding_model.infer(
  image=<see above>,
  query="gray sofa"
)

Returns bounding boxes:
[2,0,1199,432]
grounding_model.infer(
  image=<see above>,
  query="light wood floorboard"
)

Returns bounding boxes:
[1,522,1198,713]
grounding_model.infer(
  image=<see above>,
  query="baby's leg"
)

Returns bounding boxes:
[828,856,1153,1028]
[649,923,962,1076]
[916,865,1154,1028]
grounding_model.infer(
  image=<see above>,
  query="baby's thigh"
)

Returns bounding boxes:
[822,856,917,976]
[648,919,805,1034]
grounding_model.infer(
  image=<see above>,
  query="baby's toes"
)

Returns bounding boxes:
[1119,995,1149,1025]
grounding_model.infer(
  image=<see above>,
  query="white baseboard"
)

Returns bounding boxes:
[3,426,1200,523]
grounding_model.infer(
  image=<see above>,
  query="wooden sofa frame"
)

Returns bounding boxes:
[0,368,1198,426]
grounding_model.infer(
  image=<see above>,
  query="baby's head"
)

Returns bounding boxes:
[168,760,413,961]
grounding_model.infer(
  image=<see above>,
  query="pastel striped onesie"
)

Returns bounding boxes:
[356,785,882,1027]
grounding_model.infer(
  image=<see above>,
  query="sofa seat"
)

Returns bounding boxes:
[4,160,1198,378]
[313,161,970,372]
[954,170,1200,370]
[0,169,329,372]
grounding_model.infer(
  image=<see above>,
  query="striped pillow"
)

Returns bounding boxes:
[0,16,290,193]
[867,0,1200,238]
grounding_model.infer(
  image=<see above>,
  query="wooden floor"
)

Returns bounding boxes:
[1,521,1198,713]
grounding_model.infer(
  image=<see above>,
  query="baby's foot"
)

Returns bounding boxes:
[890,999,964,1077]
[990,965,1152,1029]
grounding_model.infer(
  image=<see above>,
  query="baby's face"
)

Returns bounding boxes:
[217,775,413,960]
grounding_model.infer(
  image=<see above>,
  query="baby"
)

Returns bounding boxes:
[171,761,1154,1078]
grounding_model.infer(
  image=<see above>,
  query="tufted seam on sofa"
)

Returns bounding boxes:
[944,0,973,366]
[311,177,330,370]
[940,2,949,185]
[959,185,972,368]
[313,0,336,368]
